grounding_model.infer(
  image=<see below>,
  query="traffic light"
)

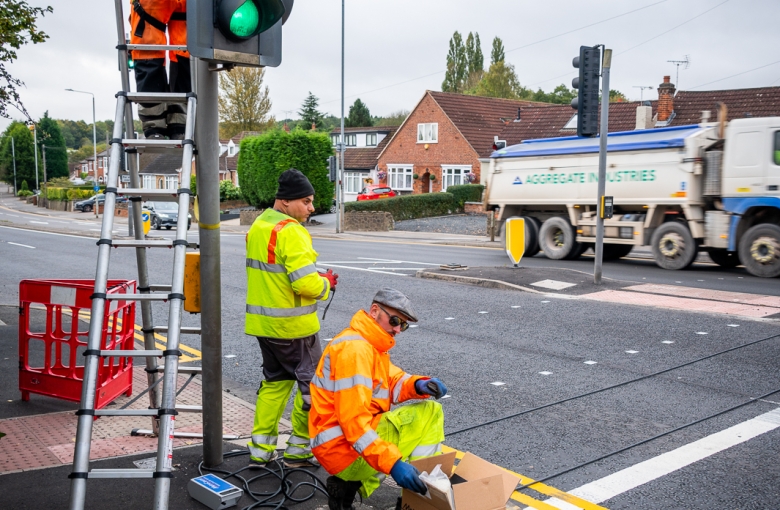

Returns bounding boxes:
[328,156,337,182]
[188,0,293,67]
[571,45,600,138]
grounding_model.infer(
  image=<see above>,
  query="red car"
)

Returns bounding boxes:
[356,185,396,201]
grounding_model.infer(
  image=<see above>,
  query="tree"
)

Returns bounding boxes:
[0,121,39,187]
[0,1,53,119]
[237,129,334,212]
[609,89,628,102]
[463,32,484,92]
[373,110,409,127]
[37,111,68,179]
[345,99,372,127]
[469,60,527,100]
[442,31,467,93]
[490,37,506,65]
[68,143,107,166]
[532,84,576,105]
[218,67,274,139]
[298,92,324,129]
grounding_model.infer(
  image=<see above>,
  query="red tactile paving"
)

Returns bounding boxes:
[625,284,780,309]
[0,366,256,474]
[583,290,780,318]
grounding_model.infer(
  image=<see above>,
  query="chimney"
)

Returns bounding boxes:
[635,105,653,130]
[657,75,676,122]
[516,108,521,120]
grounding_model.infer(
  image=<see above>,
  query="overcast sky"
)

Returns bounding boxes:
[2,0,779,131]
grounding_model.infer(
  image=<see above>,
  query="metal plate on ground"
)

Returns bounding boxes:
[531,279,577,290]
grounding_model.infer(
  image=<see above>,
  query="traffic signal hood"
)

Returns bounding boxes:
[571,45,600,138]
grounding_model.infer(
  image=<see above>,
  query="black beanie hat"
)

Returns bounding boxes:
[276,168,315,200]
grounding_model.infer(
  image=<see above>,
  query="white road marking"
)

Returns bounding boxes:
[541,300,551,303]
[625,350,639,354]
[727,324,740,327]
[317,263,408,276]
[539,371,553,375]
[0,225,96,240]
[490,381,506,386]
[584,361,598,365]
[408,325,418,328]
[224,354,236,358]
[527,407,780,510]
[357,256,440,266]
[6,214,19,217]
[0,319,6,326]
[511,305,522,308]
[662,341,675,344]
[8,242,35,249]
[696,332,708,335]
[444,317,454,320]
[30,221,49,225]
[478,311,488,314]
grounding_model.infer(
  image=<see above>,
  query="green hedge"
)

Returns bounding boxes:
[446,184,484,206]
[45,187,97,201]
[67,188,94,200]
[345,193,457,221]
[237,129,334,212]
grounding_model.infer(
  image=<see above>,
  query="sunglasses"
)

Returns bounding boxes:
[376,304,410,332]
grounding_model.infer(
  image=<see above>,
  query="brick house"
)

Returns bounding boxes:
[330,126,396,201]
[376,91,544,195]
[218,131,262,186]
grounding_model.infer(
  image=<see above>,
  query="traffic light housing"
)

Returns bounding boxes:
[571,45,600,138]
[188,0,293,67]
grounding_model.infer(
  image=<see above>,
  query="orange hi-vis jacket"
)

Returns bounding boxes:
[309,310,430,476]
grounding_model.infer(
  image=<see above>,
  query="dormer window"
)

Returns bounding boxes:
[563,115,577,130]
[367,133,377,146]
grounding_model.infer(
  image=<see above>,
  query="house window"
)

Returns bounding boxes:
[142,175,155,189]
[344,172,362,193]
[227,144,236,157]
[367,133,377,146]
[331,135,340,146]
[563,115,577,130]
[101,157,108,169]
[345,134,357,147]
[441,166,472,191]
[165,176,178,189]
[388,166,413,190]
[417,123,438,143]
[774,131,780,166]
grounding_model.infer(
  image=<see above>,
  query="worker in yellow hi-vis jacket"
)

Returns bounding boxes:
[245,168,338,467]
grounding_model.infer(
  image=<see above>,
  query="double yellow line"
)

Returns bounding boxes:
[441,445,606,510]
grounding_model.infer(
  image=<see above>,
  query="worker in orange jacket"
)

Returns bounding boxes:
[129,0,189,139]
[309,288,447,509]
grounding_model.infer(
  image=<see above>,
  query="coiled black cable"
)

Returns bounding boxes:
[198,450,328,510]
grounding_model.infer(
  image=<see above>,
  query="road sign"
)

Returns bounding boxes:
[141,211,151,235]
[505,217,525,266]
[93,185,99,192]
[120,175,130,183]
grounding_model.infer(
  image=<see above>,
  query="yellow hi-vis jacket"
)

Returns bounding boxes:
[245,208,330,339]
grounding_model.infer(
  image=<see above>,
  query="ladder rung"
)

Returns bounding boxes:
[115,188,180,201]
[112,240,192,249]
[105,293,169,302]
[155,365,201,374]
[94,409,159,417]
[122,138,184,153]
[177,405,202,413]
[127,43,187,52]
[150,285,172,292]
[131,429,239,440]
[99,350,163,357]
[154,326,201,335]
[124,92,190,104]
[88,469,155,479]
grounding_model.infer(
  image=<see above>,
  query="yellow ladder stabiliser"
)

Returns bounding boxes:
[184,252,201,313]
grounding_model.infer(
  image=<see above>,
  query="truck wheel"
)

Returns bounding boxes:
[738,224,780,278]
[602,244,633,261]
[707,249,740,268]
[651,222,698,270]
[521,216,541,257]
[539,217,578,260]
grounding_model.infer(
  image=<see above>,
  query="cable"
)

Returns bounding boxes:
[321,287,336,320]
[445,332,780,437]
[516,387,780,493]
[198,450,328,510]
[687,60,780,90]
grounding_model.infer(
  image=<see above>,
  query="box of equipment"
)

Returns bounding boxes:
[402,452,520,510]
[188,474,243,509]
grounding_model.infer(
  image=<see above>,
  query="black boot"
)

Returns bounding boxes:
[395,496,402,510]
[326,476,363,510]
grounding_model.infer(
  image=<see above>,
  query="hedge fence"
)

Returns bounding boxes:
[46,187,99,201]
[344,184,484,221]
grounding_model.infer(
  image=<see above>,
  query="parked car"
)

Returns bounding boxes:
[74,194,127,212]
[356,185,396,201]
[144,201,191,230]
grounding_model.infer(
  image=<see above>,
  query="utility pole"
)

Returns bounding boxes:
[11,137,17,195]
[337,0,345,233]
[194,57,223,468]
[42,144,48,207]
[593,47,612,285]
[32,124,39,191]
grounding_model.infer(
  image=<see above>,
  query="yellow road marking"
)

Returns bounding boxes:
[441,445,607,510]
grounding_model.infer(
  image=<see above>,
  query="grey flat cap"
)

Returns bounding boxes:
[372,288,418,322]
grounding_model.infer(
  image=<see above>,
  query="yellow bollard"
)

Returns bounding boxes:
[505,217,525,266]
[184,252,201,313]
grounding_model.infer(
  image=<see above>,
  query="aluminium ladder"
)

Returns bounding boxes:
[68,2,199,509]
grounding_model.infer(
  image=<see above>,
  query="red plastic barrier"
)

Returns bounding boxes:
[19,279,136,408]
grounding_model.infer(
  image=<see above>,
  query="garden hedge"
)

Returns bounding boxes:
[345,192,457,221]
[446,184,484,206]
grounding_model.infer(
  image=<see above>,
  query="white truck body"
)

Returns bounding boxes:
[482,118,780,277]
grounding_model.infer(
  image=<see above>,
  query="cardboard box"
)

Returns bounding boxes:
[401,452,520,510]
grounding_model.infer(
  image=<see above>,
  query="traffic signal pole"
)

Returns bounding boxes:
[337,0,345,233]
[194,58,223,468]
[593,48,612,285]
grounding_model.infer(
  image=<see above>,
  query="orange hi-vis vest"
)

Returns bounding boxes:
[309,311,430,475]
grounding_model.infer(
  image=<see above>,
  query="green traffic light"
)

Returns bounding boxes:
[229,0,260,37]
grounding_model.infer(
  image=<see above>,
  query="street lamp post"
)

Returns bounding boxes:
[31,123,39,191]
[11,137,17,195]
[66,89,98,218]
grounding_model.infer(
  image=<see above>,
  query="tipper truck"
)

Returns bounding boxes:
[482,117,780,277]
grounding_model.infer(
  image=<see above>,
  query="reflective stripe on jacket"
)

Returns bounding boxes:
[309,310,429,475]
[245,208,329,339]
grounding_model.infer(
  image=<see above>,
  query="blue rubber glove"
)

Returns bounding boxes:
[415,378,448,399]
[390,460,427,495]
